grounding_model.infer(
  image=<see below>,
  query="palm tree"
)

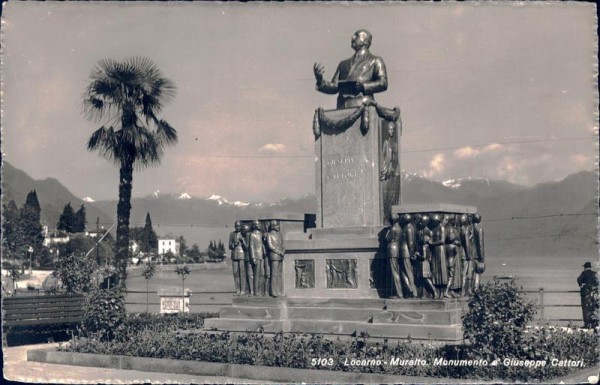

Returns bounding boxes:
[83,57,177,288]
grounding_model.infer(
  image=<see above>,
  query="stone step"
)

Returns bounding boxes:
[217,305,459,325]
[384,299,465,311]
[371,309,460,325]
[285,297,386,309]
[219,306,285,319]
[204,317,284,333]
[286,307,375,322]
[204,318,461,341]
[289,320,462,341]
[232,296,287,307]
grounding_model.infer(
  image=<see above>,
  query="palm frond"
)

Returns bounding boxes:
[87,126,120,165]
[154,119,178,145]
[83,56,178,171]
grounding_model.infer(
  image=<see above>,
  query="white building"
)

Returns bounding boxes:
[42,230,70,247]
[158,237,180,256]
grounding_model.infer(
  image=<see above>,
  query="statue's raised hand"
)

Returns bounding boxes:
[313,62,325,82]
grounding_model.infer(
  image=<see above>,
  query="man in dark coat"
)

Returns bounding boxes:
[577,262,599,329]
[314,29,388,109]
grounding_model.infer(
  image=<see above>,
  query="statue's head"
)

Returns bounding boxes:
[420,214,430,227]
[431,214,441,225]
[241,223,250,234]
[251,220,261,231]
[391,213,400,224]
[459,214,468,225]
[351,29,372,51]
[270,220,280,232]
[473,213,482,224]
[387,121,396,138]
[399,213,411,225]
[234,221,241,231]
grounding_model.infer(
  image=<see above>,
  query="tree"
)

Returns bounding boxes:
[20,190,44,254]
[178,235,187,259]
[141,212,158,252]
[84,57,178,288]
[189,243,202,263]
[141,261,157,313]
[207,240,218,261]
[217,240,226,259]
[74,204,87,233]
[2,200,21,257]
[57,203,75,233]
[174,265,190,313]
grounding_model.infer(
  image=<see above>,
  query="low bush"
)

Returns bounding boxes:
[82,288,126,341]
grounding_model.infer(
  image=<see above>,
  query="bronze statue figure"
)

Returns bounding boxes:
[380,121,398,181]
[415,215,437,298]
[429,214,448,298]
[314,29,388,109]
[380,121,401,225]
[460,214,475,296]
[249,220,266,296]
[445,214,462,298]
[386,213,403,298]
[472,213,486,291]
[240,223,253,296]
[228,221,246,296]
[266,220,285,298]
[399,214,418,297]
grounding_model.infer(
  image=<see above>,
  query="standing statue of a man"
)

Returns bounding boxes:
[228,221,246,296]
[266,220,285,298]
[249,220,266,296]
[314,29,388,109]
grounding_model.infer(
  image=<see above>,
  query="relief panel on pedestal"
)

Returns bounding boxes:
[326,259,358,288]
[294,259,315,289]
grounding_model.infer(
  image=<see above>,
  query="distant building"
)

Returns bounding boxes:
[158,237,180,256]
[42,230,70,247]
[129,240,140,254]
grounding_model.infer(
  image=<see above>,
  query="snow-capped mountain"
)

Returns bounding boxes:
[441,177,490,189]
[82,196,95,203]
[207,194,249,207]
[177,192,192,200]
[152,190,161,198]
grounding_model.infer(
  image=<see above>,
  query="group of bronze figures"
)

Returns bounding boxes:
[386,212,486,299]
[229,220,285,298]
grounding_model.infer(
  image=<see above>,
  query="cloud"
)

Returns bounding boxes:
[454,146,479,159]
[570,154,592,167]
[259,143,286,153]
[422,153,445,178]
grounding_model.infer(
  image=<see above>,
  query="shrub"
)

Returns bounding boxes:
[82,287,126,341]
[462,277,537,359]
[53,252,97,294]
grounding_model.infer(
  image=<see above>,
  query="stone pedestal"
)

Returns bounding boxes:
[204,296,464,342]
[316,106,387,228]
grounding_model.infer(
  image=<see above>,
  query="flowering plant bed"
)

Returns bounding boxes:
[60,327,598,382]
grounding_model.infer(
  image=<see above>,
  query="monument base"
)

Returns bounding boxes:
[204,296,464,342]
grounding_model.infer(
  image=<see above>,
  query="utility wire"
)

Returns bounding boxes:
[183,136,593,159]
[96,211,597,229]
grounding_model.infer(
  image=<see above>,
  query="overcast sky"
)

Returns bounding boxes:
[2,2,597,203]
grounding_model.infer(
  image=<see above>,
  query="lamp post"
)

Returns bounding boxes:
[28,246,33,276]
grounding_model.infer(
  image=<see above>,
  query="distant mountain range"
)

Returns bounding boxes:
[2,161,597,257]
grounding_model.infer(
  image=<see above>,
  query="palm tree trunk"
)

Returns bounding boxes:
[116,159,134,289]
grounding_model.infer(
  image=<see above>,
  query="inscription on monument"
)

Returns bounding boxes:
[326,259,358,288]
[324,155,359,183]
[294,259,315,289]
